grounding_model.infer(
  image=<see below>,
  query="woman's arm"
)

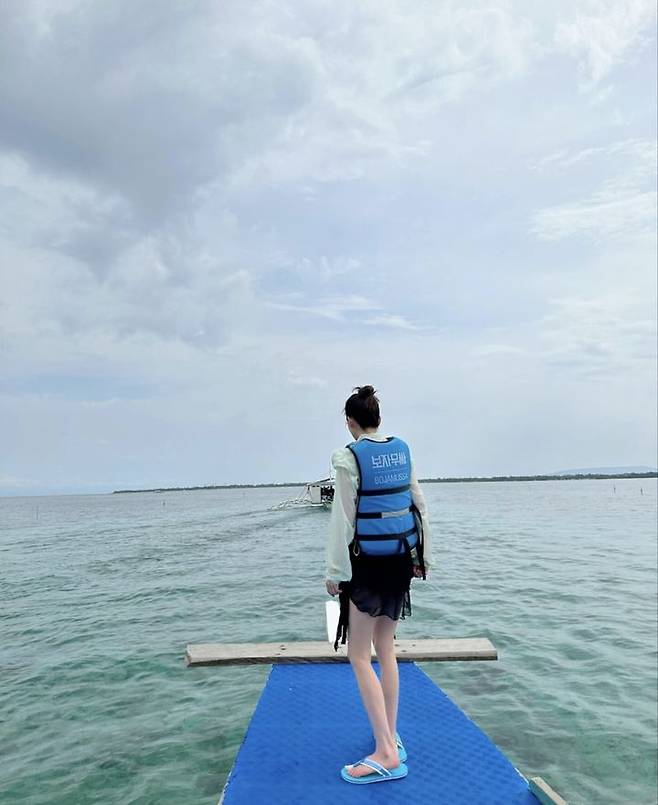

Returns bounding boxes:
[410,466,432,572]
[325,452,356,585]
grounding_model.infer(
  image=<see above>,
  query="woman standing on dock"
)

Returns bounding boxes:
[325,385,431,784]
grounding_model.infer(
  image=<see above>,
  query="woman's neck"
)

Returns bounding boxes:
[354,427,378,439]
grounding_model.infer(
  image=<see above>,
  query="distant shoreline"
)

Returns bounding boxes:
[112,471,657,494]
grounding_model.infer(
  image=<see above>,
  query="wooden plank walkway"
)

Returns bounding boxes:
[186,637,497,666]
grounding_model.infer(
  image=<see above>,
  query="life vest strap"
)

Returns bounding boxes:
[358,484,410,496]
[410,502,427,580]
[355,526,417,541]
[357,506,412,520]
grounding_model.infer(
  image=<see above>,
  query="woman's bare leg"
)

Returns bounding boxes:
[373,612,400,740]
[344,600,399,777]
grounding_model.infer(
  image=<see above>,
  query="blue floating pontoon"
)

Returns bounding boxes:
[220,661,544,804]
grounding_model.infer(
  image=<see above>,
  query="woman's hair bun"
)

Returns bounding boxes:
[345,385,380,428]
[355,385,376,399]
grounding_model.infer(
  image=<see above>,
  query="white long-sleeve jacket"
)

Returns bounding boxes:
[325,433,432,582]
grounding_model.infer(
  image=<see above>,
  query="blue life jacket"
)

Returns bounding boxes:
[347,436,421,558]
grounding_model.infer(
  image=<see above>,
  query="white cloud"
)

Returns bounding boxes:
[532,189,656,241]
[363,314,422,331]
[530,139,657,241]
[266,295,379,321]
[288,372,328,388]
[529,139,655,173]
[470,292,657,381]
[554,0,656,89]
[472,344,527,357]
[536,294,657,376]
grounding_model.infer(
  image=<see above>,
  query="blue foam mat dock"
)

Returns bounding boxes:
[220,661,542,804]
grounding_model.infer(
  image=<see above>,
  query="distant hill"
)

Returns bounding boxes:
[550,465,658,475]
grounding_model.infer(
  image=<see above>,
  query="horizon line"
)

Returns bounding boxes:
[112,470,657,494]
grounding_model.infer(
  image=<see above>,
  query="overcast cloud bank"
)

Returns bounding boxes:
[1,0,656,495]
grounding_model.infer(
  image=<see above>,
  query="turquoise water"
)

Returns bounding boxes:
[1,478,656,804]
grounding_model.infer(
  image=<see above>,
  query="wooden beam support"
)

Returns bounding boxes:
[185,637,498,667]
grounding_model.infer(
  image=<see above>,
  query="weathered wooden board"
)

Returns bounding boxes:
[529,777,569,805]
[186,637,497,666]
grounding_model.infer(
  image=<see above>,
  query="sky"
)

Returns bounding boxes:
[0,0,656,495]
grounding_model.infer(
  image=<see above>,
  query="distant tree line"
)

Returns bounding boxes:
[113,482,308,494]
[113,471,656,494]
[419,472,657,483]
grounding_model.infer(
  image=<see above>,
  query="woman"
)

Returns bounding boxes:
[325,385,432,785]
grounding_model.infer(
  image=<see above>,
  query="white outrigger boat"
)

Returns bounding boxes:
[306,477,334,507]
[272,477,334,510]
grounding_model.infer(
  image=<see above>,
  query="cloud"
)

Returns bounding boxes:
[472,293,657,382]
[363,314,422,331]
[472,344,527,357]
[531,189,656,241]
[266,295,379,321]
[0,1,321,223]
[530,139,657,241]
[554,0,656,89]
[529,139,655,173]
[227,2,540,188]
[0,1,656,492]
[0,0,542,220]
[288,373,328,389]
[536,294,657,377]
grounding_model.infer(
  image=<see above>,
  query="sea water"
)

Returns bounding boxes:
[1,478,656,804]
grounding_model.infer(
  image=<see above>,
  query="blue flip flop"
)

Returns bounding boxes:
[341,757,408,785]
[395,732,408,763]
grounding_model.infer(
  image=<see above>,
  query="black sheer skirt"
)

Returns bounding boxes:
[334,540,415,651]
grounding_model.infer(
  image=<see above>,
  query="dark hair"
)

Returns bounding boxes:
[344,385,380,429]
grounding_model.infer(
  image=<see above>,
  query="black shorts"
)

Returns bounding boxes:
[334,541,414,650]
[348,539,414,620]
